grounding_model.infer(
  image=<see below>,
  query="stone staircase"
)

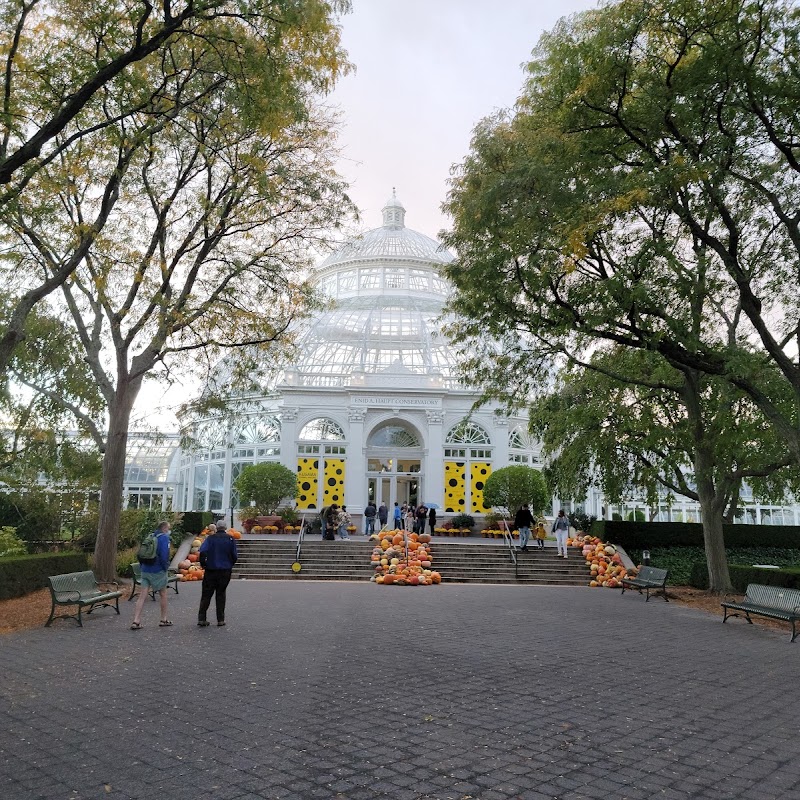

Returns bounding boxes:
[432,542,589,585]
[233,538,589,586]
[234,540,375,581]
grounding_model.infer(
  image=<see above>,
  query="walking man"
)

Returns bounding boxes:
[514,504,534,553]
[131,521,172,630]
[198,522,238,627]
[552,509,570,558]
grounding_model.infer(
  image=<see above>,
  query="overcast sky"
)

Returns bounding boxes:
[136,0,599,427]
[328,0,598,240]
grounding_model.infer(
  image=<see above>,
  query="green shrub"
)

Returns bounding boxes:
[591,520,800,550]
[450,514,475,530]
[0,526,26,558]
[690,562,800,592]
[182,511,212,535]
[0,552,89,599]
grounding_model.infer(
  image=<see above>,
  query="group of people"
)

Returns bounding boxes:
[513,506,572,557]
[131,520,239,630]
[321,503,353,540]
[392,501,435,534]
[327,501,437,537]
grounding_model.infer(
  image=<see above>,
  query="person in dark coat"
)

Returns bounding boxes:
[197,522,238,627]
[378,503,388,528]
[514,504,534,553]
[428,506,437,535]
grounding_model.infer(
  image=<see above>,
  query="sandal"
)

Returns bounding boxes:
[158,620,173,627]
[130,622,143,630]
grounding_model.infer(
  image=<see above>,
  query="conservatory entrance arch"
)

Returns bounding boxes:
[365,421,424,512]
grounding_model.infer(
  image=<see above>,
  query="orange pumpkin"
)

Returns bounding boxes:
[187,553,199,563]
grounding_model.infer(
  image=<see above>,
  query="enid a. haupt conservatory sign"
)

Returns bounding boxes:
[350,396,442,408]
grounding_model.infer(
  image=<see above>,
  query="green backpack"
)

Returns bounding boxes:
[137,532,158,565]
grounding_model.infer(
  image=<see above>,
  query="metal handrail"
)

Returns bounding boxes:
[295,516,306,564]
[499,517,518,574]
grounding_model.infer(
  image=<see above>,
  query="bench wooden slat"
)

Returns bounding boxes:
[721,583,800,642]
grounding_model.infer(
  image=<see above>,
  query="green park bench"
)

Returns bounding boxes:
[128,562,179,601]
[45,570,123,627]
[721,584,800,642]
[620,566,669,602]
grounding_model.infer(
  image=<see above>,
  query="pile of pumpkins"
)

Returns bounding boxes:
[570,534,635,588]
[176,525,243,581]
[177,533,207,581]
[369,530,442,586]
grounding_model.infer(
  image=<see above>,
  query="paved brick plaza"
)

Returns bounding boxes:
[2,581,800,800]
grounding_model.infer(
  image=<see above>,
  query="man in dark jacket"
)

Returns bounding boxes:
[197,522,238,627]
[514,504,534,553]
[364,502,377,536]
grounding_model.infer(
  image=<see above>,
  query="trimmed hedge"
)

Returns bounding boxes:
[690,562,800,592]
[182,511,213,534]
[0,552,89,600]
[591,520,800,550]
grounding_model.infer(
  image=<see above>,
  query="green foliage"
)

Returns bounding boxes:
[279,507,299,524]
[690,562,800,593]
[450,514,475,530]
[628,546,800,587]
[441,0,800,475]
[482,465,549,515]
[234,462,298,515]
[0,552,89,600]
[114,548,140,581]
[0,526,26,557]
[0,490,72,541]
[182,511,213,535]
[592,520,800,551]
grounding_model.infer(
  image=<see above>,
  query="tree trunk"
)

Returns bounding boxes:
[93,376,141,581]
[694,447,733,594]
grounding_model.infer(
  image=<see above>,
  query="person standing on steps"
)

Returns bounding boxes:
[534,520,547,549]
[378,502,388,530]
[428,506,437,536]
[131,521,173,630]
[552,509,570,558]
[364,502,377,537]
[337,505,352,540]
[393,502,402,530]
[198,522,238,627]
[514,504,534,553]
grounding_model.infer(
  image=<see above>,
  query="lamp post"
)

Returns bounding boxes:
[642,549,651,566]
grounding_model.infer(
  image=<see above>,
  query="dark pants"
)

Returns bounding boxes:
[198,569,232,623]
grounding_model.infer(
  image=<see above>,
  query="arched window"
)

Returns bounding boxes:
[234,416,281,444]
[446,421,490,445]
[298,418,345,441]
[367,424,421,448]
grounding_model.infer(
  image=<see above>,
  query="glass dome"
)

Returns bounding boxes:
[288,193,461,387]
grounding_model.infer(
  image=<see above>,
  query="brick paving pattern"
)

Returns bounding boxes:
[2,582,800,799]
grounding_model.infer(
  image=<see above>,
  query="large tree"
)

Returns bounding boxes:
[530,349,798,591]
[442,0,800,463]
[7,11,354,580]
[0,0,350,374]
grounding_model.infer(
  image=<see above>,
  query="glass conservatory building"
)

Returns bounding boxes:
[125,192,799,527]
[172,193,542,522]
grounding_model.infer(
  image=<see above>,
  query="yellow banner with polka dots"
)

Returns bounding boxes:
[470,462,492,513]
[444,461,466,513]
[323,458,345,507]
[296,458,319,509]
